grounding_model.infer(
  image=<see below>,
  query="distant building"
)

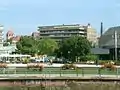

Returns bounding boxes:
[0,25,16,54]
[12,36,21,44]
[87,24,98,46]
[32,32,40,38]
[38,24,98,44]
[0,25,4,47]
[99,26,120,60]
[6,30,21,44]
[6,30,14,40]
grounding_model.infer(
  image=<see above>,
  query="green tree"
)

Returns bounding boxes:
[16,36,39,56]
[58,36,91,63]
[3,39,12,46]
[6,38,12,44]
[16,36,58,56]
[38,38,58,55]
[80,54,98,61]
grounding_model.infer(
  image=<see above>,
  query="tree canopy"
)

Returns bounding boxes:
[16,35,91,62]
[16,36,38,55]
[38,38,58,55]
[57,36,91,62]
[16,36,58,56]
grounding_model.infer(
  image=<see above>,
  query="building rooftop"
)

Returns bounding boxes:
[91,48,109,54]
[100,26,120,48]
[104,26,120,35]
[38,24,89,30]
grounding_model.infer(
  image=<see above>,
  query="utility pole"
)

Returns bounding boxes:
[114,30,117,62]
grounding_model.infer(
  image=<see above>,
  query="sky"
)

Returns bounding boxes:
[0,0,120,36]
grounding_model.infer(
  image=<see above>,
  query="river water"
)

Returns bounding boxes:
[0,82,120,90]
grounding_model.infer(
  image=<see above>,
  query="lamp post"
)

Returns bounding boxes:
[114,30,117,62]
[112,31,118,62]
[68,51,70,62]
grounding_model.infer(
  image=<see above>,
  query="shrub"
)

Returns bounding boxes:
[80,55,98,61]
[99,60,114,65]
[27,63,44,71]
[101,63,116,71]
[0,63,7,68]
[61,64,77,70]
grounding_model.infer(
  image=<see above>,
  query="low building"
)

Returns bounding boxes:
[0,45,16,54]
[99,26,120,60]
[91,48,110,60]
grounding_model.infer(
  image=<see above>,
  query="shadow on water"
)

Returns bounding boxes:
[1,82,120,90]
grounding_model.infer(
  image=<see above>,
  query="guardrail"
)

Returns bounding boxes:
[0,64,119,78]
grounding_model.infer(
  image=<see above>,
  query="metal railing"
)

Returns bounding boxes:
[0,67,120,78]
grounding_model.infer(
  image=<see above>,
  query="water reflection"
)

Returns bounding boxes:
[1,82,120,90]
[0,86,68,90]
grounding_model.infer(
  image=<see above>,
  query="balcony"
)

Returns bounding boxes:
[40,31,86,35]
[40,34,86,38]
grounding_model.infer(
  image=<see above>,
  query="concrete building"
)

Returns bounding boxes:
[87,24,98,46]
[38,24,98,45]
[32,31,40,38]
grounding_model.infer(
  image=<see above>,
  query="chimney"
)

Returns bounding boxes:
[100,22,103,36]
[87,23,91,28]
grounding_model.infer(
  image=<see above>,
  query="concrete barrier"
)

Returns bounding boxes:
[5,63,120,68]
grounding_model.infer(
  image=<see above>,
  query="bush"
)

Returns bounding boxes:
[80,55,98,61]
[22,58,30,64]
[0,63,7,68]
[27,63,44,71]
[61,64,77,70]
[101,63,116,71]
[99,60,115,65]
[114,61,120,65]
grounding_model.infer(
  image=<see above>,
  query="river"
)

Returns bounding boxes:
[0,81,120,90]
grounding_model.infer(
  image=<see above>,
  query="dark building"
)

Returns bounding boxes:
[99,26,120,60]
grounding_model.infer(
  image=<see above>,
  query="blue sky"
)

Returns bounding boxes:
[0,0,120,36]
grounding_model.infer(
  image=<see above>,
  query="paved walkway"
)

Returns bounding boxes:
[0,74,119,79]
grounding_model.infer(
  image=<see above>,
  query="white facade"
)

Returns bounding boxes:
[0,45,17,54]
[0,25,17,54]
[0,25,3,47]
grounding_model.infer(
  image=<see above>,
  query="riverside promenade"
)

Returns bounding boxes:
[0,74,120,81]
[0,63,120,82]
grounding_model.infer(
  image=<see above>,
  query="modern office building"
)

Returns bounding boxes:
[38,24,98,45]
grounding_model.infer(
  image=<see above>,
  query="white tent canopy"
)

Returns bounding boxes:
[0,54,31,58]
